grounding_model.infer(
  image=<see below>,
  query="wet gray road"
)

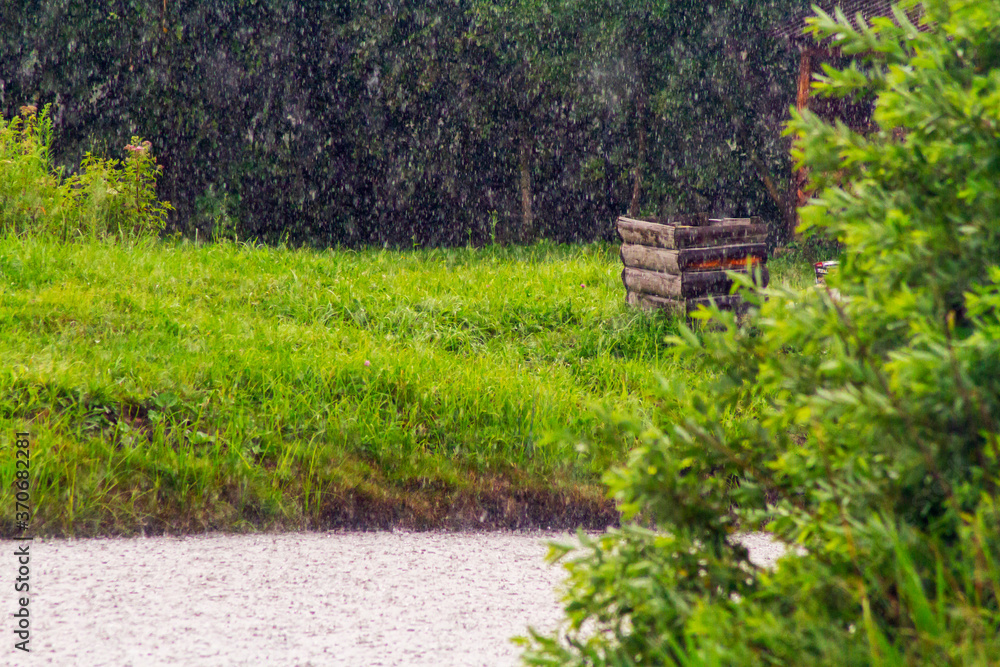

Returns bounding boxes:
[5,531,787,666]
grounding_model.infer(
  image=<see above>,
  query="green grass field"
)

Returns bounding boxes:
[0,235,811,536]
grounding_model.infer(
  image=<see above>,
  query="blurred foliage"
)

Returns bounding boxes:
[0,105,170,241]
[475,0,809,229]
[522,0,1000,664]
[1,0,807,246]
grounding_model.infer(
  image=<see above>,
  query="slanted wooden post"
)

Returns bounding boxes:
[791,47,818,239]
[796,48,815,111]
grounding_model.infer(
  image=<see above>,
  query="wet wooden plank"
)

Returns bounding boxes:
[617,217,679,248]
[626,291,684,313]
[622,266,769,299]
[708,216,761,227]
[620,243,767,274]
[665,212,711,227]
[622,266,682,297]
[617,216,767,249]
[626,291,750,315]
[628,213,712,226]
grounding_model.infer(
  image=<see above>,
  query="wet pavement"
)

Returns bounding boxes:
[5,530,788,666]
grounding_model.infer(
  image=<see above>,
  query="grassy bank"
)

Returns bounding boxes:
[0,236,806,536]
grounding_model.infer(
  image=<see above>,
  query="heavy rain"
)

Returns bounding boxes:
[3,0,999,665]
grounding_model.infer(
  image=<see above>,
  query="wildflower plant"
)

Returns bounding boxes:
[0,105,172,242]
[122,139,171,233]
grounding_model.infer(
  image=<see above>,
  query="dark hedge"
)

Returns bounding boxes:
[1,0,801,246]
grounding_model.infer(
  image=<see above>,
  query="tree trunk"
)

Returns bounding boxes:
[628,94,647,218]
[750,154,798,245]
[519,129,534,243]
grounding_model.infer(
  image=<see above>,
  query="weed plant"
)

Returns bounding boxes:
[0,105,171,242]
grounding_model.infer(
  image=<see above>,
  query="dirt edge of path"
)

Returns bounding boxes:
[3,482,621,538]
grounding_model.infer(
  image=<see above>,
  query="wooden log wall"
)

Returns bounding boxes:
[617,215,769,316]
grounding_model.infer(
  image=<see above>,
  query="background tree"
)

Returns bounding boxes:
[2,0,807,246]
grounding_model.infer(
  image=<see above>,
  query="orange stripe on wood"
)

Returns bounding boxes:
[686,256,764,272]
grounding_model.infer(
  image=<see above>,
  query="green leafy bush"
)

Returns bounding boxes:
[524,1,1000,664]
[0,106,171,241]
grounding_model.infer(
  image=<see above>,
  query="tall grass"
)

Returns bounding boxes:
[0,236,712,535]
[0,110,812,535]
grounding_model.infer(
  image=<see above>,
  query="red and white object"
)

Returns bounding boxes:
[814,261,839,285]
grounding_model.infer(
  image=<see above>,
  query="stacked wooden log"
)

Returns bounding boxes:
[617,214,768,316]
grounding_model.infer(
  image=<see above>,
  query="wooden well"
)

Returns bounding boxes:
[617,214,769,316]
